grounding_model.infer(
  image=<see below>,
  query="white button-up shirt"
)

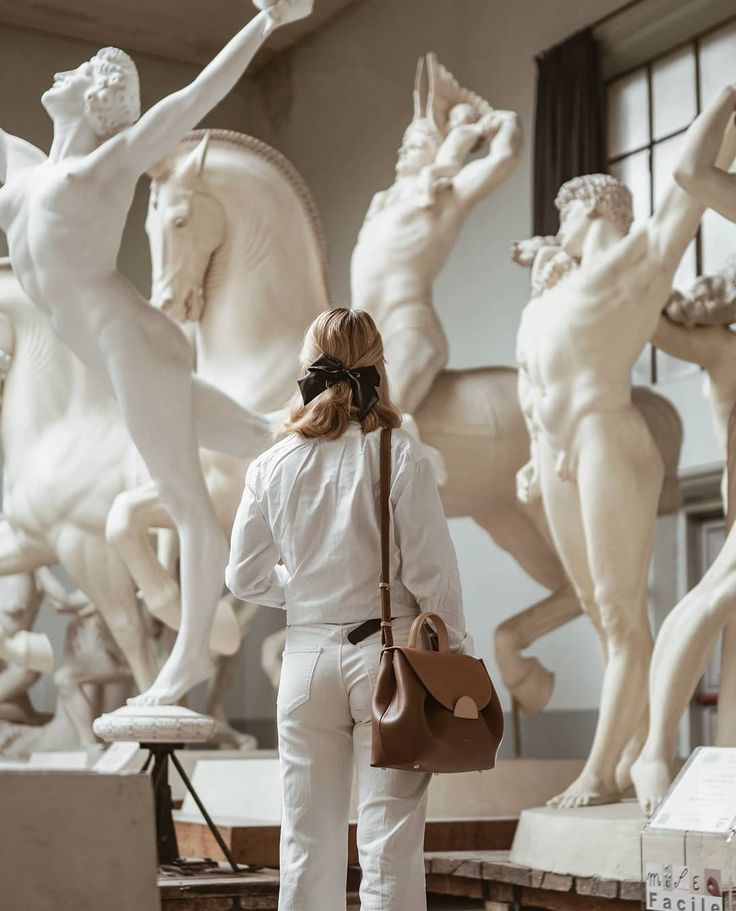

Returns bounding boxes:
[225,423,470,650]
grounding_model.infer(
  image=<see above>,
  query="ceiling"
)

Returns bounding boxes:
[0,0,359,71]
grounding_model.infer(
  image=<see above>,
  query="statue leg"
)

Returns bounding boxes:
[191,376,271,460]
[100,333,231,705]
[477,506,582,716]
[55,532,158,693]
[107,484,240,655]
[534,444,615,806]
[715,620,736,745]
[632,524,736,814]
[553,409,662,809]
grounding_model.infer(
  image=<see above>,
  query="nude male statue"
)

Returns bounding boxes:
[516,111,736,808]
[631,84,736,814]
[351,53,521,473]
[0,0,312,705]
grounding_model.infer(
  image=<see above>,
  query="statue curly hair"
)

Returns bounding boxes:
[665,254,736,327]
[555,174,634,236]
[85,47,141,140]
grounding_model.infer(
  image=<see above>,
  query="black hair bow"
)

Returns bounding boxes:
[297,354,381,420]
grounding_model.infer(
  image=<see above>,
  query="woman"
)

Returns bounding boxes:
[226,308,471,911]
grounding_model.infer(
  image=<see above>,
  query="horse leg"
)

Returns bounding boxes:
[55,531,158,693]
[475,505,583,716]
[106,483,181,627]
[107,484,241,656]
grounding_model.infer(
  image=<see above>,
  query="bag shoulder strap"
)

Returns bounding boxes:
[380,427,393,648]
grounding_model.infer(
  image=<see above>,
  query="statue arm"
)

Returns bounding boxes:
[453,111,522,208]
[674,84,736,223]
[651,314,727,372]
[95,4,307,177]
[0,129,46,183]
[644,89,736,270]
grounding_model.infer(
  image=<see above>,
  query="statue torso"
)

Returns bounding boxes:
[351,184,464,324]
[0,159,137,367]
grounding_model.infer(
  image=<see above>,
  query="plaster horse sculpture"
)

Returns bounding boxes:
[632,84,736,814]
[0,0,313,707]
[137,126,680,717]
[351,52,522,480]
[515,88,736,811]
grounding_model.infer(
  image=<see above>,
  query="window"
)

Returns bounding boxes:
[606,16,736,384]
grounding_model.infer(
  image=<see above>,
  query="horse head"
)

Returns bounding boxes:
[146,132,226,323]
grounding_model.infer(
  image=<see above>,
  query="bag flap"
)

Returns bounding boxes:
[392,647,494,712]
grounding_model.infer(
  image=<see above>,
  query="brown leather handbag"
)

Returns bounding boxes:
[370,428,505,773]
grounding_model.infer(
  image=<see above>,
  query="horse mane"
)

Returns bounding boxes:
[181,129,331,301]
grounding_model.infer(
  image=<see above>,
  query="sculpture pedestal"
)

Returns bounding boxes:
[93,706,240,873]
[93,704,218,744]
[510,800,645,882]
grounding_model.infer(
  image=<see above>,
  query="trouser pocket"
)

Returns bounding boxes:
[277,647,321,715]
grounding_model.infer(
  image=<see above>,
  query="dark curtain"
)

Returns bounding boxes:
[533,28,607,236]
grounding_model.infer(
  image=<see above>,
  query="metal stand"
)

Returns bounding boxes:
[140,742,241,874]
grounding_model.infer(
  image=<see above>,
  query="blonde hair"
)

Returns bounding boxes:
[285,309,402,440]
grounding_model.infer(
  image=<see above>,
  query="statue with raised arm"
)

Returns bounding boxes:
[350,52,521,475]
[516,105,736,809]
[0,0,312,706]
[631,85,736,815]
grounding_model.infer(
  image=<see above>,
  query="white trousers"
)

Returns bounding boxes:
[277,615,431,911]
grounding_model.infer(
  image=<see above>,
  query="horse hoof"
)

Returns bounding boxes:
[509,659,555,717]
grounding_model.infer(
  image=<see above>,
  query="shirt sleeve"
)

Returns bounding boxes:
[392,453,474,654]
[225,470,289,610]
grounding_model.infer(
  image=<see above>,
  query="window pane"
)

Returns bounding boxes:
[702,208,736,275]
[608,69,649,158]
[700,19,736,107]
[652,47,696,140]
[610,149,650,223]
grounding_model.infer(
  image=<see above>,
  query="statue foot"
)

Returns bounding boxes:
[507,657,555,717]
[547,772,620,809]
[631,753,672,817]
[127,651,215,706]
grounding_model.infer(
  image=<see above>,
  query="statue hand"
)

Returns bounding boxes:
[512,235,558,267]
[253,0,314,27]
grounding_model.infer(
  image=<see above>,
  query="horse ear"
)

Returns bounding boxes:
[147,156,173,182]
[179,132,211,182]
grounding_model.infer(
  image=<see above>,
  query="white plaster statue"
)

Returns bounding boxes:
[631,84,736,814]
[141,130,683,722]
[350,52,522,476]
[516,107,736,809]
[0,0,312,707]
